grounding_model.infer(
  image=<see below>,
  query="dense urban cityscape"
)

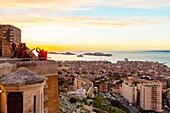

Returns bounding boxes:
[57,59,170,113]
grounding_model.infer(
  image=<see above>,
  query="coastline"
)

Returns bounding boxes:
[48,50,170,67]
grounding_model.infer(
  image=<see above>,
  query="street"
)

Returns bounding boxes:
[102,92,139,113]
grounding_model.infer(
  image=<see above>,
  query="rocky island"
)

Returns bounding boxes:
[48,52,76,55]
[77,54,84,57]
[83,52,112,57]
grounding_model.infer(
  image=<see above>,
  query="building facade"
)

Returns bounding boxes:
[140,82,162,112]
[68,78,94,98]
[0,61,59,113]
[0,25,21,57]
[0,67,47,113]
[121,79,137,104]
[99,83,108,93]
[121,77,162,112]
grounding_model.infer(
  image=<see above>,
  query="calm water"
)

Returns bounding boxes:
[48,51,170,67]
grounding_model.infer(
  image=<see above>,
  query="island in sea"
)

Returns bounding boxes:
[48,52,76,55]
[83,52,112,57]
[77,54,84,57]
[48,51,112,57]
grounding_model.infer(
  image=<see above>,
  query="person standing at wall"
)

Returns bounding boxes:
[17,43,23,58]
[10,41,17,58]
[36,47,47,60]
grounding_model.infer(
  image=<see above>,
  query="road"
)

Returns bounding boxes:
[103,92,139,113]
[83,105,108,113]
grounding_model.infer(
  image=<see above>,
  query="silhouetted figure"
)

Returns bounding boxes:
[18,43,35,61]
[17,43,35,61]
[17,43,23,58]
[21,43,31,61]
[10,42,17,58]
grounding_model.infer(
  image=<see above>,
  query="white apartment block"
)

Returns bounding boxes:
[121,80,137,104]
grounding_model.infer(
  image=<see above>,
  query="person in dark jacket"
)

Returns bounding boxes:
[10,42,17,58]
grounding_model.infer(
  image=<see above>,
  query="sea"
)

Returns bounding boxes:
[48,50,170,67]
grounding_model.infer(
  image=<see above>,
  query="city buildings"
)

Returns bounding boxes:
[56,60,170,112]
[0,24,21,57]
[140,82,162,112]
[121,79,137,104]
[68,78,94,98]
[99,83,108,93]
[121,77,162,112]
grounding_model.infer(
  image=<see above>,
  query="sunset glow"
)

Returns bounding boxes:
[0,0,170,50]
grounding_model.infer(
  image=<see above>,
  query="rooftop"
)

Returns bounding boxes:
[0,67,47,85]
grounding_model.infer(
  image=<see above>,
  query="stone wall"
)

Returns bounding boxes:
[0,62,15,78]
[23,83,44,113]
[15,60,57,75]
[44,74,59,113]
[2,39,11,57]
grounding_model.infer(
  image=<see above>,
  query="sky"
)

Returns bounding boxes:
[0,0,170,50]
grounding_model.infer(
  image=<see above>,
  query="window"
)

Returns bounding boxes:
[34,95,36,113]
[7,92,23,113]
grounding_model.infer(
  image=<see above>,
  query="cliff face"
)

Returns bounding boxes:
[0,60,59,113]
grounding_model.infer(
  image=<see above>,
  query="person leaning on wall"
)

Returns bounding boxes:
[9,40,17,58]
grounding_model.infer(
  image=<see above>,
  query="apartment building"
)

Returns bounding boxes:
[121,77,162,112]
[99,83,108,93]
[140,82,162,112]
[121,79,137,104]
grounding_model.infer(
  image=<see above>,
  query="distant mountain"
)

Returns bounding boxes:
[63,52,75,55]
[145,50,170,52]
[48,52,59,54]
[77,54,84,57]
[48,52,76,55]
